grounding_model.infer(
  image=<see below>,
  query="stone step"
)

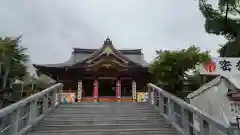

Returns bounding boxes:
[28,128,177,135]
[51,109,156,113]
[37,120,167,125]
[39,119,164,125]
[42,117,165,121]
[46,114,160,118]
[33,123,171,130]
[58,104,151,108]
[30,127,175,133]
[27,103,177,135]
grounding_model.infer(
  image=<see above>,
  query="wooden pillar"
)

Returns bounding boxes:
[132,80,136,102]
[77,80,82,102]
[116,79,121,102]
[93,78,99,102]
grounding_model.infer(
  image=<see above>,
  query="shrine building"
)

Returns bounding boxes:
[34,38,150,102]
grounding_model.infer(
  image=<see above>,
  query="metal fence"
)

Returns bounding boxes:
[0,83,63,135]
[147,83,240,135]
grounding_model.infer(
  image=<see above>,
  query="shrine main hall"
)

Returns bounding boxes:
[34,38,150,102]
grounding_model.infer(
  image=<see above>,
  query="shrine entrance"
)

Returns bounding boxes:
[97,78,118,102]
[98,79,116,97]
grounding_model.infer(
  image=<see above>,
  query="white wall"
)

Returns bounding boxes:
[190,78,231,133]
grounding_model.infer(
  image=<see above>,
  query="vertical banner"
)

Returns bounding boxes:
[77,81,82,101]
[93,78,98,99]
[116,79,121,99]
[132,81,136,100]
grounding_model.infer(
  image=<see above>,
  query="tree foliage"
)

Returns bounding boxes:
[199,0,240,56]
[199,0,240,40]
[0,36,29,90]
[218,37,240,56]
[149,46,210,93]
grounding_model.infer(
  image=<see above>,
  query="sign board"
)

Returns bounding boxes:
[77,81,82,99]
[229,101,240,122]
[116,80,121,98]
[132,81,136,99]
[199,57,240,76]
[137,92,148,102]
[93,79,98,99]
[62,93,76,103]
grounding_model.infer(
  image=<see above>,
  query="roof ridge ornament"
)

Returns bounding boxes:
[104,36,112,45]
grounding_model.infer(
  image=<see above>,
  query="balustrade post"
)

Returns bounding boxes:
[57,84,63,104]
[181,108,190,135]
[199,119,205,135]
[158,93,164,113]
[148,86,152,105]
[28,100,37,125]
[151,89,154,105]
[151,89,155,105]
[43,93,49,114]
[10,108,21,135]
[168,99,175,121]
[153,89,158,105]
[52,89,57,108]
[199,117,210,135]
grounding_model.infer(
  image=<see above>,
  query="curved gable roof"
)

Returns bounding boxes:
[35,38,148,68]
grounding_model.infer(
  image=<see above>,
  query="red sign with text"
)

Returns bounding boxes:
[116,80,121,98]
[93,79,98,99]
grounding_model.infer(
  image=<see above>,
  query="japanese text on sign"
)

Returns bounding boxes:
[199,57,240,75]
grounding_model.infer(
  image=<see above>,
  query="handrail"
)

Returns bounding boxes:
[0,83,63,135]
[147,83,240,135]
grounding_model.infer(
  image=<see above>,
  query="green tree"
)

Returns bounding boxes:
[149,46,210,94]
[199,0,240,56]
[199,0,240,40]
[0,36,28,90]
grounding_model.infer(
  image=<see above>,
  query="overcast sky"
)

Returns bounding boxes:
[0,0,226,64]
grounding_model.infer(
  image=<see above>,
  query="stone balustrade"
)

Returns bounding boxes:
[147,83,240,135]
[0,83,63,135]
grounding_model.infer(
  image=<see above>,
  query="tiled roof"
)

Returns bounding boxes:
[36,38,149,68]
[187,75,240,99]
[37,48,148,67]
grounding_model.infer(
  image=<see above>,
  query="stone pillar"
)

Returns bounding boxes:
[116,79,121,102]
[93,78,99,102]
[77,81,82,102]
[132,80,136,102]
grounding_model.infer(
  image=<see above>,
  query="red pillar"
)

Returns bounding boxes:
[116,79,121,101]
[93,78,98,102]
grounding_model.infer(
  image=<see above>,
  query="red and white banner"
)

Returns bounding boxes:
[116,80,121,99]
[93,79,98,99]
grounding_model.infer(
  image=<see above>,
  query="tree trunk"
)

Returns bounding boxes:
[0,67,10,91]
[0,65,10,108]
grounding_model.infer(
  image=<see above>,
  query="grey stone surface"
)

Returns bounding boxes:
[27,102,177,135]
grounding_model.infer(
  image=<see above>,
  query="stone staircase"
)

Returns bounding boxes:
[26,102,177,135]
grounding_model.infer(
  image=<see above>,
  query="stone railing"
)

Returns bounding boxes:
[147,83,240,135]
[0,83,63,135]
